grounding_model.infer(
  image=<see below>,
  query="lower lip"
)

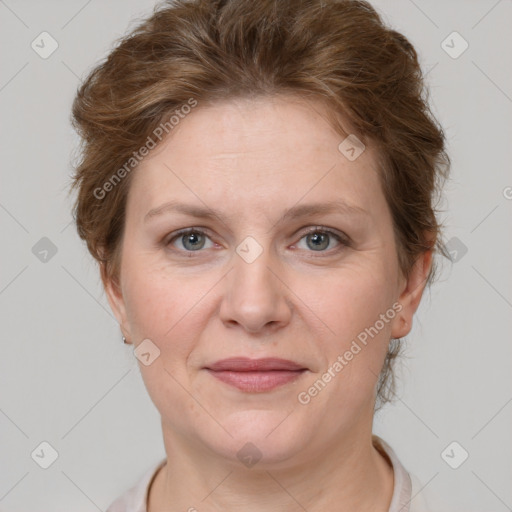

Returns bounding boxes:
[206,370,306,392]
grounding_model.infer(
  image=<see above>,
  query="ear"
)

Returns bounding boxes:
[391,248,433,339]
[100,262,132,343]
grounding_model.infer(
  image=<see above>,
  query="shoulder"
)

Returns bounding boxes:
[106,458,167,512]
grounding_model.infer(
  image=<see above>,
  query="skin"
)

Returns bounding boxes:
[102,95,432,511]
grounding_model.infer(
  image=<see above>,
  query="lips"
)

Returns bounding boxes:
[206,357,306,372]
[205,357,307,392]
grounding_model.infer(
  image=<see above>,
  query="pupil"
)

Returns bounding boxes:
[309,232,328,251]
[184,232,204,250]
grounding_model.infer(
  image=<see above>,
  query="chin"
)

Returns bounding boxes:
[200,409,312,469]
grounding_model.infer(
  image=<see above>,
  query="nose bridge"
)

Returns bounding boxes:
[220,235,290,332]
[232,237,277,304]
[234,240,273,292]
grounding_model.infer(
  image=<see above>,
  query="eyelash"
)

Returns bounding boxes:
[165,226,350,256]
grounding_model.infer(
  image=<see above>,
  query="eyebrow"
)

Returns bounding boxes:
[144,199,367,224]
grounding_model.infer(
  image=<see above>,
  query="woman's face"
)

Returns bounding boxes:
[105,96,429,467]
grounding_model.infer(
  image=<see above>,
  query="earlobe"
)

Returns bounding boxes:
[391,249,433,339]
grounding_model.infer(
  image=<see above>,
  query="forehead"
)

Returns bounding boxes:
[159,95,352,161]
[128,95,385,221]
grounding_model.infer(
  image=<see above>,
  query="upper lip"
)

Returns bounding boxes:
[206,357,307,372]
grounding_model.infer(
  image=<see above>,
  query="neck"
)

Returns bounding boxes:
[148,427,394,512]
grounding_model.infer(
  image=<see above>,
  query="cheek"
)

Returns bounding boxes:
[124,280,172,338]
[308,264,396,342]
[121,257,189,341]
[301,261,397,400]
[121,258,215,365]
[120,264,207,424]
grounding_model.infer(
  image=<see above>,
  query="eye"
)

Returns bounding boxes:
[294,227,349,253]
[165,226,349,255]
[166,228,214,252]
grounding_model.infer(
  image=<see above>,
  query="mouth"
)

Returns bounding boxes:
[204,357,308,393]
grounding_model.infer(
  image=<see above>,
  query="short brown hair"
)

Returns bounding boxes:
[69,0,450,409]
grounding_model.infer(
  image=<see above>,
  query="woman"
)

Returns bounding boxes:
[70,0,450,510]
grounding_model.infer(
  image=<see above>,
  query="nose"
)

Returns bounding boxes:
[219,243,292,335]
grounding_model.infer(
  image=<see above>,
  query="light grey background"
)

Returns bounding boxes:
[0,0,511,510]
